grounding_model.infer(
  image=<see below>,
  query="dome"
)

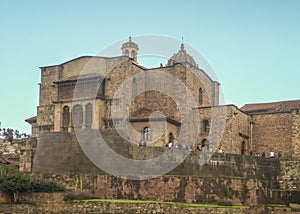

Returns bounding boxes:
[168,43,197,68]
[121,36,139,51]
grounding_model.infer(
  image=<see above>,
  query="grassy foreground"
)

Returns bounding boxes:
[82,199,249,209]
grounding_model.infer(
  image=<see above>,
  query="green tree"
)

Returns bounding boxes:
[0,164,65,203]
[0,164,31,202]
[0,127,29,143]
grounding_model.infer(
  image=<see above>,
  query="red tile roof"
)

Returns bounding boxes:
[241,100,300,114]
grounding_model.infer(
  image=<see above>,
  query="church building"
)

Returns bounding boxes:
[23,37,300,171]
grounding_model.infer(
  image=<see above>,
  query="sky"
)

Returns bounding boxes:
[0,0,299,133]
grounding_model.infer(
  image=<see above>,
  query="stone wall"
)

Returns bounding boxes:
[251,113,293,157]
[33,131,281,180]
[0,193,298,214]
[196,105,250,155]
[291,110,300,159]
[31,131,300,206]
[279,160,300,190]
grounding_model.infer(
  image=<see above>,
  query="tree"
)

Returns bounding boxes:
[0,164,31,202]
[0,127,29,143]
[0,164,65,203]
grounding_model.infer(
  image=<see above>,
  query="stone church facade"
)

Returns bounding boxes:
[23,38,300,171]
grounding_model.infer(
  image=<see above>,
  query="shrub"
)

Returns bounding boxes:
[0,164,65,203]
[64,191,96,201]
[30,180,65,193]
[216,198,233,206]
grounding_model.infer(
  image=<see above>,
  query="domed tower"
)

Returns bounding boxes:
[168,42,197,68]
[121,36,139,63]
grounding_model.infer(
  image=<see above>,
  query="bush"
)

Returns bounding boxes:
[64,191,96,201]
[0,164,65,203]
[30,180,65,193]
[216,198,233,206]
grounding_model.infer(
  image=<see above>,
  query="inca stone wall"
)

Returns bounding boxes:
[32,131,300,206]
[1,192,299,214]
[0,193,252,214]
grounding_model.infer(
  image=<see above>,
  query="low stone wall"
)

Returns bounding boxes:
[0,202,247,214]
[34,174,297,206]
[279,160,300,190]
[0,193,297,214]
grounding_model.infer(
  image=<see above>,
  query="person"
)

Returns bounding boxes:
[262,152,265,157]
[270,151,274,158]
[250,151,253,156]
[168,142,173,148]
[195,145,200,152]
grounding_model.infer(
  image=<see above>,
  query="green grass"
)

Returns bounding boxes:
[82,199,249,209]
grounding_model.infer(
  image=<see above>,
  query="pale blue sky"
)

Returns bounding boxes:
[0,0,299,133]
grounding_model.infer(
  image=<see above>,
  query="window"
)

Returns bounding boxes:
[131,50,136,59]
[97,79,105,97]
[125,49,129,56]
[168,133,174,143]
[143,127,151,140]
[132,78,137,97]
[72,105,83,127]
[241,141,246,155]
[62,106,70,131]
[199,88,203,105]
[85,103,93,128]
[203,120,210,132]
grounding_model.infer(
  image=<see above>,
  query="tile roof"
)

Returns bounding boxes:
[241,100,300,114]
[25,116,37,124]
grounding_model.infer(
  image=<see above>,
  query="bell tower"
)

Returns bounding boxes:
[121,36,139,63]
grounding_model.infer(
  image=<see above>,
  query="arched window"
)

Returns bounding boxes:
[85,103,93,128]
[62,106,70,131]
[72,105,83,127]
[168,133,174,143]
[132,78,137,97]
[131,50,136,59]
[199,88,203,105]
[143,127,151,140]
[125,49,129,56]
[203,120,210,132]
